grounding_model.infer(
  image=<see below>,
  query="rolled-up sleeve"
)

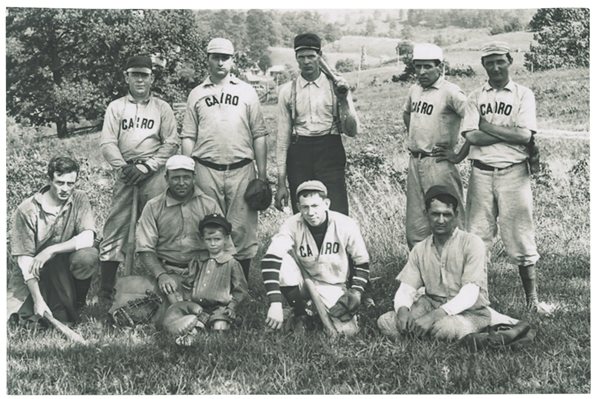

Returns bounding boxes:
[397,247,424,290]
[180,91,200,141]
[248,90,268,139]
[460,91,481,135]
[276,83,293,177]
[136,203,159,253]
[517,87,537,132]
[11,210,37,257]
[75,194,97,236]
[461,235,488,289]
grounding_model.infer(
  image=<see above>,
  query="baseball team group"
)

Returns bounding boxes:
[9,32,547,347]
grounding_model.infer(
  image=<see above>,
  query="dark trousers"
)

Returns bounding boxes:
[287,134,348,215]
[18,248,98,323]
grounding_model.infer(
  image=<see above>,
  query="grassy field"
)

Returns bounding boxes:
[5,66,590,394]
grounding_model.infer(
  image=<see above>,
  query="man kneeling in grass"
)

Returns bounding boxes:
[261,180,370,336]
[378,185,518,340]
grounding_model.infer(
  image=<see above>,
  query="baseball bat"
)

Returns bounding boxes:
[44,312,87,344]
[319,57,348,96]
[124,185,139,276]
[291,252,338,337]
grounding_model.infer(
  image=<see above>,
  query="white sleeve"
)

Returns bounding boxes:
[74,230,95,251]
[440,283,480,316]
[393,282,418,312]
[17,256,35,281]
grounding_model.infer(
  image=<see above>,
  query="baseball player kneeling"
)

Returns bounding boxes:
[261,180,370,336]
[162,214,248,344]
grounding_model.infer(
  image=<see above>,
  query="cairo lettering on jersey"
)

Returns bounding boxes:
[299,242,341,257]
[480,101,513,116]
[411,100,434,115]
[121,117,155,130]
[204,92,240,107]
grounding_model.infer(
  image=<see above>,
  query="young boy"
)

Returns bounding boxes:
[164,213,247,341]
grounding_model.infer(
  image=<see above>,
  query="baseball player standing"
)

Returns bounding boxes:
[402,43,467,249]
[98,55,179,306]
[261,180,370,336]
[460,42,549,314]
[181,38,268,281]
[275,33,359,215]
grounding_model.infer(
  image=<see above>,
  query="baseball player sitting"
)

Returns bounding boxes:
[261,180,370,336]
[378,185,520,341]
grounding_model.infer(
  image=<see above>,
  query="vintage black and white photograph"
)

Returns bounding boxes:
[4,4,591,395]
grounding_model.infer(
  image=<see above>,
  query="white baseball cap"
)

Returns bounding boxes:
[165,155,195,172]
[412,43,444,62]
[207,38,234,55]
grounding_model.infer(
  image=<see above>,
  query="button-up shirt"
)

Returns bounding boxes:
[136,186,235,264]
[100,93,179,169]
[181,75,268,163]
[185,252,247,306]
[11,186,97,257]
[403,77,469,153]
[462,79,537,168]
[397,228,490,308]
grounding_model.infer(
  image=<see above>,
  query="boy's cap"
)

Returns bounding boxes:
[125,55,152,73]
[199,213,232,234]
[296,180,328,197]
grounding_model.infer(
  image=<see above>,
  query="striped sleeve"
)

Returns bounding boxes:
[261,253,283,304]
[351,262,370,292]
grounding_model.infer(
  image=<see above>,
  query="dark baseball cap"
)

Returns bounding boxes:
[199,213,232,234]
[125,55,152,73]
[424,185,458,205]
[294,33,321,52]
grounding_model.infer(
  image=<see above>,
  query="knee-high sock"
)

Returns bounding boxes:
[99,261,119,299]
[281,285,307,316]
[518,264,538,305]
[74,277,92,308]
[239,259,252,282]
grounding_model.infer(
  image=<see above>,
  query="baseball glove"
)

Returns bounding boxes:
[110,290,163,327]
[329,289,362,322]
[163,301,210,336]
[243,179,272,211]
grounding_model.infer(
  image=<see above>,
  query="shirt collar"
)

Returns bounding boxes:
[165,186,205,207]
[197,251,233,263]
[429,227,460,249]
[298,72,328,88]
[200,74,240,88]
[32,185,73,215]
[126,92,152,104]
[426,76,445,90]
[484,79,516,92]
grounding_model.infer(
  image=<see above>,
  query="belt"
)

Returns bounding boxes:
[472,160,523,172]
[409,151,432,159]
[163,260,188,269]
[193,157,252,171]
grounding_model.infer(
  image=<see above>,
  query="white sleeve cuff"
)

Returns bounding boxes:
[393,283,417,312]
[75,230,94,251]
[440,283,480,316]
[17,256,35,281]
[144,158,159,171]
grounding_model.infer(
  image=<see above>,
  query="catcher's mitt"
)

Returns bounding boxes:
[110,290,163,327]
[163,301,210,336]
[243,179,272,211]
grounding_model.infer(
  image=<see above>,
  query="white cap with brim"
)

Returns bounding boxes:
[481,41,511,58]
[207,38,234,55]
[296,180,328,197]
[412,43,444,62]
[165,155,195,172]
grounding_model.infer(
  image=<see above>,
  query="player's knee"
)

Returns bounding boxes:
[279,254,303,286]
[432,315,476,340]
[377,310,400,338]
[70,247,99,279]
[211,320,230,331]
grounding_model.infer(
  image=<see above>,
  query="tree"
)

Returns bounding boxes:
[6,8,207,137]
[257,53,272,74]
[246,10,278,62]
[335,58,357,73]
[365,18,376,36]
[525,8,589,71]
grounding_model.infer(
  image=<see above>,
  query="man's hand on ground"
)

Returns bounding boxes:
[266,302,284,330]
[395,306,415,333]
